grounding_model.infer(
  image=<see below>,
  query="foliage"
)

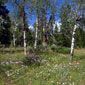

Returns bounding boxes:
[51,45,70,54]
[0,64,12,73]
[76,28,85,48]
[60,2,75,47]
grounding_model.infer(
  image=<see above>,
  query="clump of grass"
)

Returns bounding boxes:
[0,64,12,73]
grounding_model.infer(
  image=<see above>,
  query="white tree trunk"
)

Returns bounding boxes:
[23,30,26,55]
[34,19,38,49]
[70,25,77,57]
[13,33,16,47]
[13,26,17,47]
[34,26,38,49]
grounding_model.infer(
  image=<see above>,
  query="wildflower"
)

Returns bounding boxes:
[51,81,54,83]
[5,71,10,76]
[76,62,80,65]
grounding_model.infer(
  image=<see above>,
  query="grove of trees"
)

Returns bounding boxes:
[0,0,85,57]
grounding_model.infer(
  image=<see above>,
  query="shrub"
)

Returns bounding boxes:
[57,47,70,54]
[50,44,57,52]
[51,45,70,54]
[23,49,41,66]
[37,45,47,52]
[23,55,41,66]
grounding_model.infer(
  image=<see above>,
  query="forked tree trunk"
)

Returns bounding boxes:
[34,19,38,49]
[23,30,26,55]
[70,25,77,60]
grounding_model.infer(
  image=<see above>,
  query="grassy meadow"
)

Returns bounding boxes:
[0,48,85,85]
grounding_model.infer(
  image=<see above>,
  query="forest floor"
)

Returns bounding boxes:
[0,48,85,85]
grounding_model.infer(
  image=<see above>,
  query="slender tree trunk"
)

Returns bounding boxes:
[13,25,16,47]
[42,28,47,47]
[42,20,47,48]
[22,0,27,55]
[23,30,26,55]
[13,32,16,47]
[13,0,27,55]
[70,25,77,60]
[34,19,38,49]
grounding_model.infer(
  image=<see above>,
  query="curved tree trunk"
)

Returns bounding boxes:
[70,25,78,60]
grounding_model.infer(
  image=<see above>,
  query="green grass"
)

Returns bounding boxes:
[0,48,85,85]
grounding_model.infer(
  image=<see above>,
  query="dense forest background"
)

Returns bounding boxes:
[0,0,85,54]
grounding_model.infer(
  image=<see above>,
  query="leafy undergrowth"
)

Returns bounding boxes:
[0,49,85,85]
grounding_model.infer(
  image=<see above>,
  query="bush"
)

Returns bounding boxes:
[57,47,70,54]
[51,45,70,54]
[23,55,41,66]
[36,45,47,52]
[23,49,41,66]
[50,44,57,52]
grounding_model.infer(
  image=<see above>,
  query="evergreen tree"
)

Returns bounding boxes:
[0,3,12,47]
